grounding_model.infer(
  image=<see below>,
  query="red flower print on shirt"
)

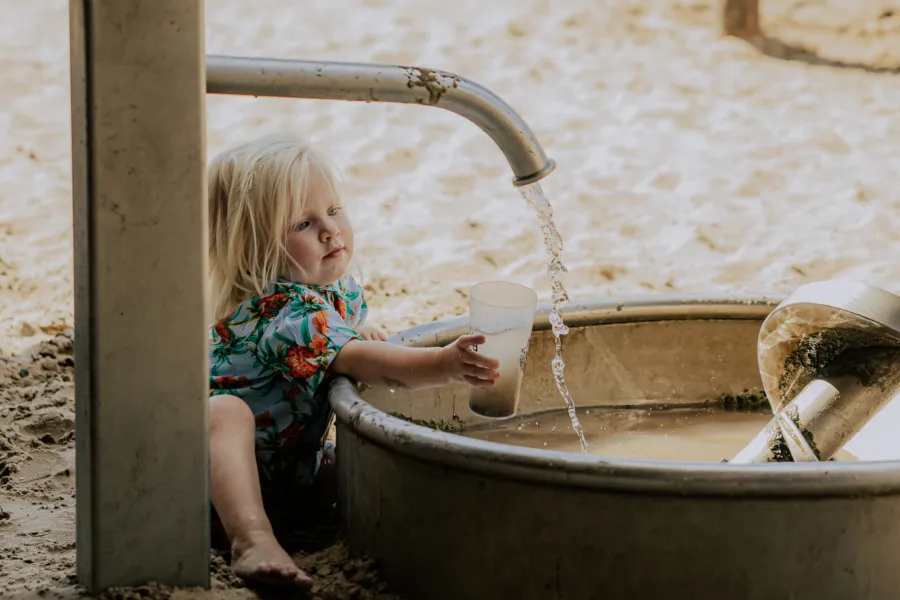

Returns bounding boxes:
[333,295,347,320]
[255,410,276,430]
[284,345,319,379]
[309,334,328,356]
[214,320,232,343]
[211,375,250,389]
[299,294,326,309]
[256,292,289,319]
[311,310,330,335]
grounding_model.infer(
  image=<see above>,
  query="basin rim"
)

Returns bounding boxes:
[330,293,900,498]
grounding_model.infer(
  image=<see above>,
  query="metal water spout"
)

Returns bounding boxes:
[205,55,556,188]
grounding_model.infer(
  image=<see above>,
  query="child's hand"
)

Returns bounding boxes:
[438,334,500,387]
[358,326,388,342]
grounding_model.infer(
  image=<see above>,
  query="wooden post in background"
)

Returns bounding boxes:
[721,0,761,38]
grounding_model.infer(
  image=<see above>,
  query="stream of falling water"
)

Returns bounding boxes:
[520,182,588,453]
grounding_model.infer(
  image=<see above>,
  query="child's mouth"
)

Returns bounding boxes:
[324,247,345,259]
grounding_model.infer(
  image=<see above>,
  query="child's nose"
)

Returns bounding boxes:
[320,221,340,241]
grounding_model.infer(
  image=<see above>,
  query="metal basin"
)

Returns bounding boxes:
[329,295,900,600]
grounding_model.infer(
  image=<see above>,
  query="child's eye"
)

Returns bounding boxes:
[295,221,311,232]
[327,206,341,217]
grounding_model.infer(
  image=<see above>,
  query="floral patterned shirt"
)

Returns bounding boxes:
[209,275,366,488]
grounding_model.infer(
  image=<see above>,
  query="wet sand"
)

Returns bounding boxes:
[0,336,402,599]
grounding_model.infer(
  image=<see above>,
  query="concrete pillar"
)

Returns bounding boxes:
[69,0,209,591]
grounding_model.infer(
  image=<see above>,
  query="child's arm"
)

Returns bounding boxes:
[331,334,499,390]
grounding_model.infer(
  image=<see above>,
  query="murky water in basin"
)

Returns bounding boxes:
[460,405,808,462]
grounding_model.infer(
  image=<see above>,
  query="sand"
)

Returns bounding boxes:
[0,334,401,598]
[5,0,900,353]
[3,0,900,596]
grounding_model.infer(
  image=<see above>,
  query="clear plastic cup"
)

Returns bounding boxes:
[468,281,537,418]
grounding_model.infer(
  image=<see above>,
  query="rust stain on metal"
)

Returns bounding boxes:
[403,67,459,105]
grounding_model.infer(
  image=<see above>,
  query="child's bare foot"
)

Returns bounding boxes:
[231,529,313,589]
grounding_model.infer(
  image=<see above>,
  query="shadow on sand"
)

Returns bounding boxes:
[740,33,900,75]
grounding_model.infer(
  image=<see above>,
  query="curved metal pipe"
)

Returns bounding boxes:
[205,55,555,186]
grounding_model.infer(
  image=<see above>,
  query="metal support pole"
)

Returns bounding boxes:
[69,0,209,591]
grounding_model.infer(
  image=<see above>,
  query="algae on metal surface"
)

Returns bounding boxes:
[820,346,900,390]
[777,327,900,401]
[761,329,900,462]
[717,389,767,410]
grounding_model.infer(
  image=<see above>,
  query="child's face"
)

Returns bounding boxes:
[285,173,354,286]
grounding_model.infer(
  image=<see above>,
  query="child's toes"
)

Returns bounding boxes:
[295,571,314,588]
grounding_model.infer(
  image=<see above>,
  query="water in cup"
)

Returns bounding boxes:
[469,326,531,418]
[468,281,537,419]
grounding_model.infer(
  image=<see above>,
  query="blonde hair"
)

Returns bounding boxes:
[208,132,341,321]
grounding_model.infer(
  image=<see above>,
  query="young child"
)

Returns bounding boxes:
[206,133,500,589]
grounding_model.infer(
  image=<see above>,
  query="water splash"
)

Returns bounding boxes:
[520,182,588,453]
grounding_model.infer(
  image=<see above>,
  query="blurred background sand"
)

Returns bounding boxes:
[3,0,900,355]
